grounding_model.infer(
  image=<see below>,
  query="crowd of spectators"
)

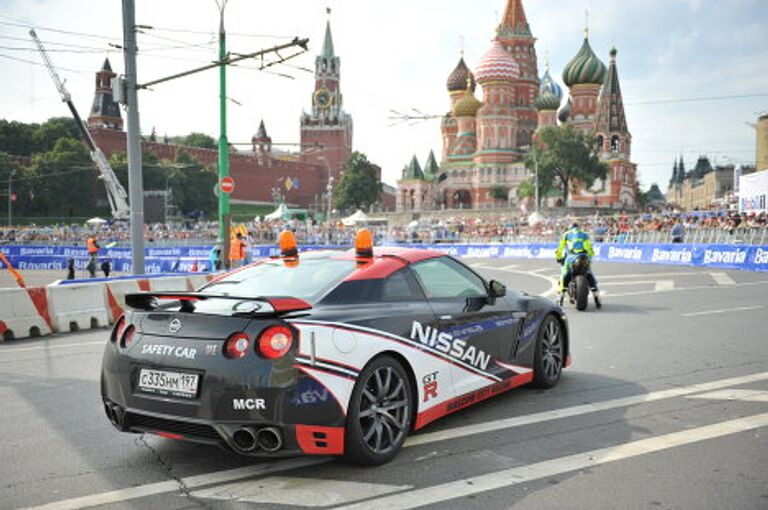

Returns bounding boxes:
[1,210,766,247]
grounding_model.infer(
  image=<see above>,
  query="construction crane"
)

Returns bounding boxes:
[29,29,130,220]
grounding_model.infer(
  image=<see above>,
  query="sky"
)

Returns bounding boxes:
[1,0,767,192]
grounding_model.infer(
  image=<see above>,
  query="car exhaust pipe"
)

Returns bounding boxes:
[256,426,282,453]
[104,402,124,428]
[232,427,258,452]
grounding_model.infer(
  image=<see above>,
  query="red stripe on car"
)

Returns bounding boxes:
[414,371,534,430]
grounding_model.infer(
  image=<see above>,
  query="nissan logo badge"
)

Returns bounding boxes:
[169,318,182,333]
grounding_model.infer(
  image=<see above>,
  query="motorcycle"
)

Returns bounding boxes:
[558,254,601,311]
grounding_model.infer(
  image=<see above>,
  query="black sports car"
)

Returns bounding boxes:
[101,239,570,465]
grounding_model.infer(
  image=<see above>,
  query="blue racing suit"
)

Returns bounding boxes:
[555,226,598,293]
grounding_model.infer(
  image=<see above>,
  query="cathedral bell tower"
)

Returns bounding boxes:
[300,11,353,186]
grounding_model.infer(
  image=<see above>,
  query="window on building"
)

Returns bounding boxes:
[610,135,620,152]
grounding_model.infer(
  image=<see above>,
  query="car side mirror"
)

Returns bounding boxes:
[489,279,506,298]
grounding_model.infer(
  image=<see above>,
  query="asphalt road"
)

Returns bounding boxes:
[2,259,768,510]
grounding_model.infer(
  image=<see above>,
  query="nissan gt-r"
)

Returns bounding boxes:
[101,235,570,465]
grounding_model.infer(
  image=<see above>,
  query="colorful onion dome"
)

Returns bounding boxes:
[562,37,606,87]
[452,86,482,117]
[535,67,562,110]
[447,56,476,93]
[475,40,520,84]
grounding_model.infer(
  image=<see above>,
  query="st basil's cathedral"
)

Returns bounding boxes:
[396,0,637,212]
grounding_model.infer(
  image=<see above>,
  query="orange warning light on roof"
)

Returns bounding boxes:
[278,230,298,258]
[355,228,373,258]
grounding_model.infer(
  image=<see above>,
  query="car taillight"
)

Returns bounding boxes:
[257,326,293,359]
[112,315,126,343]
[225,333,251,359]
[121,325,135,349]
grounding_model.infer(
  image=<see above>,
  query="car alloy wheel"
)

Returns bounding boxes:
[533,316,564,388]
[344,356,412,464]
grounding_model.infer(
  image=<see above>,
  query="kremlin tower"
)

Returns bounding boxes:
[397,0,638,211]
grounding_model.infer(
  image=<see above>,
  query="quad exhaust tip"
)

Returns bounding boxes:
[232,426,283,453]
[256,426,283,453]
[104,402,125,428]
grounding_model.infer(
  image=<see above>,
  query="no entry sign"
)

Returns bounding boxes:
[220,176,235,194]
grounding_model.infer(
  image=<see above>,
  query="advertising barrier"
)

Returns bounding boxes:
[2,242,767,274]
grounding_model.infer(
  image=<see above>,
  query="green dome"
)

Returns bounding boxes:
[535,90,561,111]
[562,37,606,87]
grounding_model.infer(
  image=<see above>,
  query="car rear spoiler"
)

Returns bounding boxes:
[124,292,313,315]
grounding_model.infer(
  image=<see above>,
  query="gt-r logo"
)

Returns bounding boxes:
[233,398,266,410]
[422,372,439,402]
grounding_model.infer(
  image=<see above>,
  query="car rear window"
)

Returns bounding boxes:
[201,258,355,301]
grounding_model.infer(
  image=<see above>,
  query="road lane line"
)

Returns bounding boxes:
[602,279,768,298]
[337,412,768,510]
[598,271,702,279]
[681,305,762,317]
[191,477,412,507]
[710,271,736,286]
[24,370,768,510]
[0,340,104,354]
[654,280,675,292]
[404,370,768,447]
[21,458,328,510]
[689,389,768,402]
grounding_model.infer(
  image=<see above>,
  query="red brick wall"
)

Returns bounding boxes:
[90,128,325,207]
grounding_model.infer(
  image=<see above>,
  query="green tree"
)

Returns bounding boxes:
[525,125,608,206]
[333,152,382,211]
[489,185,509,201]
[0,119,37,156]
[182,132,217,150]
[516,179,534,199]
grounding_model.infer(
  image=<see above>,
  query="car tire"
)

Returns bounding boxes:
[532,315,564,389]
[342,355,413,465]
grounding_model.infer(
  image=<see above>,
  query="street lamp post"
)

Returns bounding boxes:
[318,156,333,244]
[7,169,17,226]
[532,147,540,212]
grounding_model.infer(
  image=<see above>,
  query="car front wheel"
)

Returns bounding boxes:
[343,355,413,465]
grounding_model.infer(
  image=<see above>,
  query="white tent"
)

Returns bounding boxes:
[341,209,369,226]
[85,217,107,226]
[264,203,289,221]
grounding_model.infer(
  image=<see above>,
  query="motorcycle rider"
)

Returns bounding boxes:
[555,222,601,308]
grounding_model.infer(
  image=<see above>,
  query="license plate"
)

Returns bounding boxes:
[138,368,199,399]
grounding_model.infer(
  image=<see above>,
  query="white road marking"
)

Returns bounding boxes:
[0,340,104,355]
[598,271,702,280]
[654,280,675,292]
[601,279,768,298]
[471,264,559,298]
[191,477,412,507]
[681,305,762,317]
[710,271,736,286]
[499,264,519,270]
[404,370,768,447]
[688,389,768,402]
[21,458,328,510]
[24,370,768,510]
[336,412,768,510]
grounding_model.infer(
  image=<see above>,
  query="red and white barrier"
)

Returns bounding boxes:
[0,287,53,341]
[47,282,109,332]
[103,280,143,324]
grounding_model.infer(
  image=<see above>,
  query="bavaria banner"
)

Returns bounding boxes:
[2,242,768,273]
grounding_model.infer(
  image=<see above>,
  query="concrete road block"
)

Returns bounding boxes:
[47,283,108,333]
[149,276,192,292]
[0,287,53,341]
[103,280,141,324]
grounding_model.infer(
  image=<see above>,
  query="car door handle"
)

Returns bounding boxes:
[440,315,453,320]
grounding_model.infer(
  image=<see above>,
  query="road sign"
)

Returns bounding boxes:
[220,176,235,194]
[10,193,17,202]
